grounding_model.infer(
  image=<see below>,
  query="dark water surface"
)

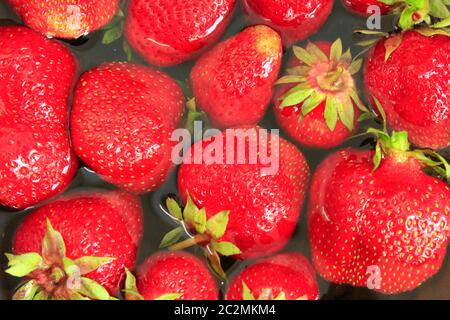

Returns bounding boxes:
[1,0,449,300]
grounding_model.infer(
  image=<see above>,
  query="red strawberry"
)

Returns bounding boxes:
[242,0,333,46]
[226,253,319,300]
[273,39,366,149]
[190,25,282,129]
[0,26,78,210]
[364,29,450,149]
[71,62,184,193]
[124,0,236,67]
[308,131,450,294]
[124,251,219,300]
[8,190,142,299]
[162,127,309,276]
[341,0,392,16]
[6,0,119,39]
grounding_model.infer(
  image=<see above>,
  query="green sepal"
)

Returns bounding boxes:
[348,58,363,75]
[4,252,43,277]
[74,256,114,275]
[42,219,66,264]
[159,226,184,248]
[205,210,230,240]
[301,92,326,116]
[211,240,241,256]
[193,207,207,234]
[123,40,134,61]
[154,293,183,300]
[384,33,403,61]
[292,46,316,66]
[275,75,307,85]
[165,197,183,221]
[336,98,355,132]
[324,96,338,131]
[183,194,199,228]
[102,21,124,45]
[330,38,343,61]
[305,42,328,61]
[124,268,144,300]
[205,248,227,280]
[373,141,383,171]
[279,86,314,109]
[274,292,287,300]
[429,0,450,18]
[33,290,49,300]
[242,281,255,300]
[79,277,111,300]
[12,281,39,300]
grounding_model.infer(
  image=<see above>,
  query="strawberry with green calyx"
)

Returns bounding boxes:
[273,39,368,149]
[226,253,319,300]
[5,220,115,300]
[308,123,450,294]
[363,28,450,149]
[160,194,240,279]
[173,127,310,275]
[124,252,219,300]
[11,191,141,297]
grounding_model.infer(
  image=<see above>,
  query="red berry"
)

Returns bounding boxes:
[0,26,78,209]
[71,62,184,193]
[341,0,392,16]
[308,147,450,294]
[135,251,219,300]
[125,0,236,67]
[13,190,142,296]
[364,30,450,149]
[226,253,319,300]
[191,25,283,129]
[6,0,119,38]
[177,126,310,260]
[242,0,333,46]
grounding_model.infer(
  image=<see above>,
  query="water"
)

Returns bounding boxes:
[1,0,449,300]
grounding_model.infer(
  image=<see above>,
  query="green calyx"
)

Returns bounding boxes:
[379,0,450,30]
[160,194,241,280]
[4,219,115,300]
[101,0,134,61]
[276,39,368,132]
[364,98,450,181]
[241,281,307,300]
[123,268,183,300]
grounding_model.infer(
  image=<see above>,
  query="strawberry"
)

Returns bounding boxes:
[273,39,366,149]
[0,26,78,210]
[124,0,236,67]
[70,62,184,193]
[364,29,450,149]
[7,190,142,299]
[226,253,319,300]
[124,251,219,300]
[341,0,392,16]
[190,25,283,129]
[6,0,119,39]
[161,127,309,277]
[308,130,450,294]
[242,0,333,46]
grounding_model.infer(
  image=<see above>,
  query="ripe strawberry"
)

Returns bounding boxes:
[226,253,319,300]
[0,26,78,210]
[341,0,392,16]
[364,29,450,149]
[71,62,184,193]
[6,0,119,39]
[190,25,283,129]
[124,251,219,300]
[242,0,333,46]
[162,127,309,276]
[124,0,236,67]
[8,190,142,299]
[308,130,450,294]
[273,39,366,149]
